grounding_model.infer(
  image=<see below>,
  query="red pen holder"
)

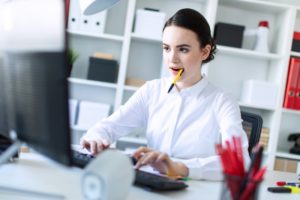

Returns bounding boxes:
[220,173,262,200]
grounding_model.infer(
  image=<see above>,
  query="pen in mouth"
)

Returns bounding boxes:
[167,68,184,93]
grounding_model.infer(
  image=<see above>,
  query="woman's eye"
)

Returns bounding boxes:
[163,46,170,52]
[180,48,189,53]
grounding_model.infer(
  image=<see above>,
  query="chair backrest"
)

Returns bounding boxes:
[241,111,263,158]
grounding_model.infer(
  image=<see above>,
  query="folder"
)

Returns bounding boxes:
[79,10,107,34]
[65,0,70,27]
[283,57,300,109]
[68,0,81,31]
[295,63,300,110]
[76,101,110,130]
[89,10,107,34]
[87,57,119,83]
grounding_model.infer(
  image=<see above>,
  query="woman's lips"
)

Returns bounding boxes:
[169,67,184,76]
[170,67,184,72]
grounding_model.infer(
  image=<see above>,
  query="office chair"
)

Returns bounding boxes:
[241,111,263,159]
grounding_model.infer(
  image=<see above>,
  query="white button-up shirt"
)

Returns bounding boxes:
[81,76,250,180]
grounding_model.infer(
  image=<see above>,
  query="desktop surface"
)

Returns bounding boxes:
[0,152,299,200]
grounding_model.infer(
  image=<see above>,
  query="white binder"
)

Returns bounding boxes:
[79,10,107,34]
[68,0,81,31]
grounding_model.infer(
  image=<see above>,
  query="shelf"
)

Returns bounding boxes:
[221,0,289,13]
[282,108,300,116]
[71,125,87,132]
[67,30,124,42]
[217,46,282,60]
[238,102,276,111]
[276,151,300,160]
[67,0,299,171]
[291,51,300,57]
[124,85,139,91]
[131,33,162,43]
[68,78,118,89]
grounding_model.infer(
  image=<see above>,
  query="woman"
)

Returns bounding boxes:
[80,8,250,180]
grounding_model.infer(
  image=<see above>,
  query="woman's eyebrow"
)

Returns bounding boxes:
[176,44,191,48]
[162,43,191,48]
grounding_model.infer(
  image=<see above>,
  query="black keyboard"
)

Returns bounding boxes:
[71,149,95,168]
[71,149,188,191]
[134,169,188,190]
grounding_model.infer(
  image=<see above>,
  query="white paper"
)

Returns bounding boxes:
[68,99,79,126]
[76,101,110,130]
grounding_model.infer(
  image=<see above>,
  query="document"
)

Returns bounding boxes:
[76,101,110,130]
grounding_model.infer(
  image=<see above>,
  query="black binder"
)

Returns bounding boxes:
[87,57,118,83]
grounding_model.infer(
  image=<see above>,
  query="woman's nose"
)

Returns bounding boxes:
[169,51,179,63]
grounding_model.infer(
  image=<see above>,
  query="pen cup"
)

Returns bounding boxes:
[220,174,261,200]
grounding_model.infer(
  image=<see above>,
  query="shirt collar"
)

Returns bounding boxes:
[167,75,209,97]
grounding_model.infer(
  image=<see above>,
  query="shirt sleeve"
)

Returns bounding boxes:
[172,156,223,180]
[80,83,149,144]
[173,93,251,181]
[216,93,251,170]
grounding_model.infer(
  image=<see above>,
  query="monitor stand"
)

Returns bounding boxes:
[0,140,21,165]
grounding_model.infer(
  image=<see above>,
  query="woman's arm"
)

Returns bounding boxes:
[80,83,150,153]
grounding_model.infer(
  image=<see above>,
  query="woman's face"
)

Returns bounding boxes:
[162,25,210,88]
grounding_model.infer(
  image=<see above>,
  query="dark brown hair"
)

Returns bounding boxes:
[163,8,216,64]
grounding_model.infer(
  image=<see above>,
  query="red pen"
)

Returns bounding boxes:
[276,181,300,187]
[240,166,267,200]
[225,140,240,176]
[233,136,245,176]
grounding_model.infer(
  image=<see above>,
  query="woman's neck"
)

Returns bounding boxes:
[175,74,203,92]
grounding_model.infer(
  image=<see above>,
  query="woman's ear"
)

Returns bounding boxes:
[201,44,211,61]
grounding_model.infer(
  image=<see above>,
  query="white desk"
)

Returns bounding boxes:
[0,153,299,200]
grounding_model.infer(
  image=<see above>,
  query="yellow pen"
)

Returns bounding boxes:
[284,185,300,194]
[167,68,184,93]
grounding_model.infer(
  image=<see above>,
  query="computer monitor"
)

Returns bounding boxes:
[0,59,9,137]
[0,0,72,166]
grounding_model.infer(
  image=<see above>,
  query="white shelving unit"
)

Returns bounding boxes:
[68,0,300,170]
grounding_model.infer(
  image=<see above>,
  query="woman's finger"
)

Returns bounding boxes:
[132,146,151,158]
[90,141,98,155]
[140,152,158,165]
[81,140,90,150]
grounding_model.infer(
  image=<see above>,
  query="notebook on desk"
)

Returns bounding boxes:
[71,145,188,191]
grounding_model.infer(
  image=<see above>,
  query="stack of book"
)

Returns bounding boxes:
[259,127,269,150]
[274,157,300,174]
[243,125,270,150]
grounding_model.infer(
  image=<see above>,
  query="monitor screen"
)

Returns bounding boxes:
[0,57,9,137]
[0,0,72,166]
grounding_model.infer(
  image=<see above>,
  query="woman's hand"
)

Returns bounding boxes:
[80,139,110,155]
[132,147,189,178]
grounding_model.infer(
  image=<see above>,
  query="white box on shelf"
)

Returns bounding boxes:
[240,80,278,108]
[76,101,110,130]
[68,99,79,126]
[134,9,166,40]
